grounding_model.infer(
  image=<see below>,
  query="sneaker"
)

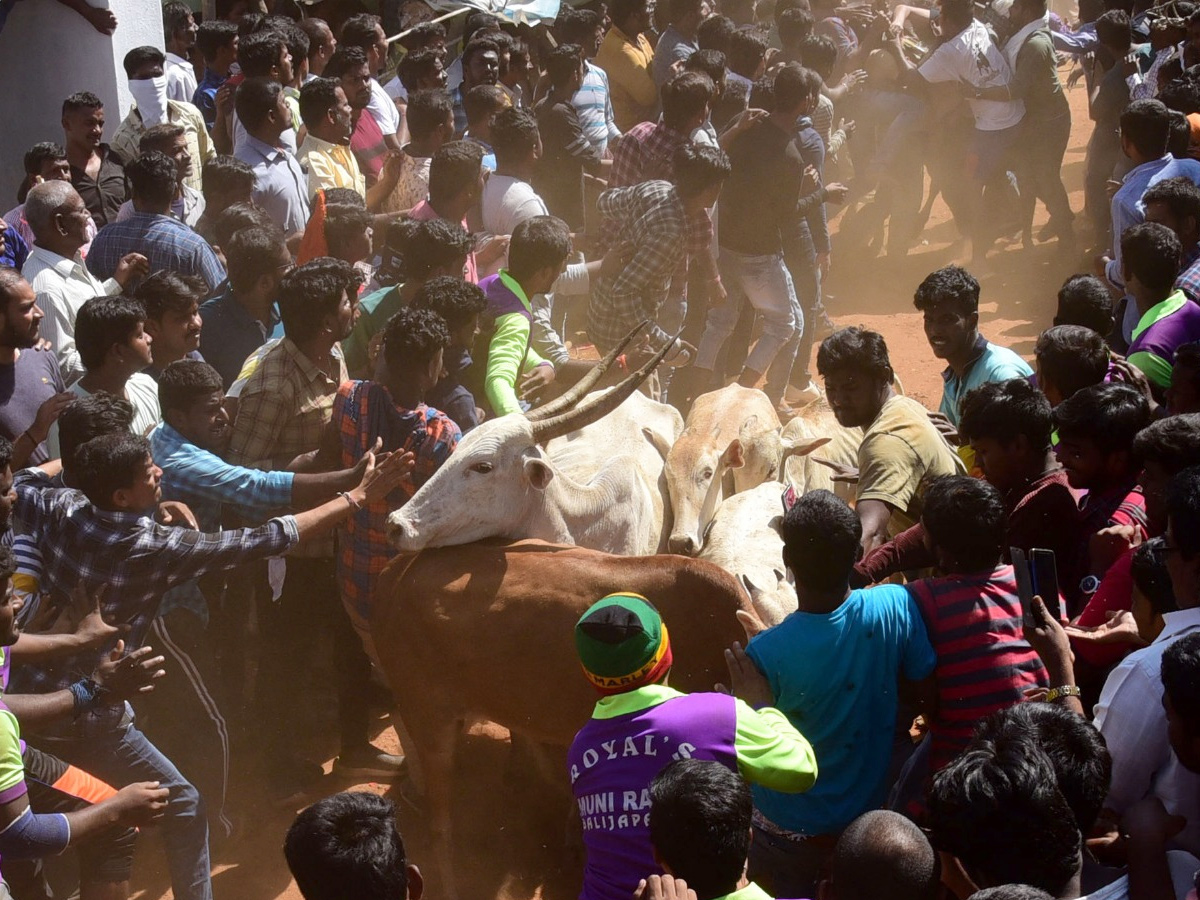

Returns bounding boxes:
[334,746,408,780]
[784,382,823,408]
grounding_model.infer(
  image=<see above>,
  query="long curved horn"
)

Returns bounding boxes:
[526,320,649,421]
[530,333,679,443]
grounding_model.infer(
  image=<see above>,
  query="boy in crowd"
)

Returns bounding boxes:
[742,490,935,898]
[194,20,239,132]
[1055,274,1116,336]
[1168,342,1200,415]
[412,276,487,432]
[1035,325,1113,407]
[136,271,205,379]
[194,155,256,242]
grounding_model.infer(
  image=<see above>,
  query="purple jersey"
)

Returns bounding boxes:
[569,691,739,900]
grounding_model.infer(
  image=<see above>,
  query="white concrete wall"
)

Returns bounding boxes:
[0,0,164,212]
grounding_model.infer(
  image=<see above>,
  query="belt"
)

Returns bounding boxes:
[752,810,839,850]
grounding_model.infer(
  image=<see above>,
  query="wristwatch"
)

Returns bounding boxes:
[1079,574,1102,597]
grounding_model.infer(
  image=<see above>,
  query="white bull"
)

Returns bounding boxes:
[386,328,678,556]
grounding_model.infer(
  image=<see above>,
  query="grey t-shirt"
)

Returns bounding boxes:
[0,348,65,464]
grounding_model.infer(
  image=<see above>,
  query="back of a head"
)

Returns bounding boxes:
[198,18,238,62]
[970,887,1055,900]
[407,89,454,143]
[492,106,540,165]
[728,26,769,76]
[1053,382,1150,454]
[684,49,727,87]
[226,224,287,291]
[958,378,1053,452]
[284,791,408,900]
[928,734,1082,895]
[236,76,284,131]
[58,392,134,475]
[75,296,146,371]
[649,760,752,900]
[672,143,731,198]
[1164,631,1200,745]
[1035,325,1110,400]
[412,276,487,332]
[1168,464,1200,558]
[662,70,714,129]
[1055,274,1114,335]
[1121,98,1172,159]
[127,151,178,208]
[1134,413,1200,474]
[698,14,736,52]
[1120,221,1182,293]
[817,327,894,384]
[557,5,601,43]
[972,702,1111,836]
[24,180,77,242]
[831,811,939,900]
[201,155,256,210]
[772,62,811,113]
[779,8,816,46]
[1132,537,1178,616]
[212,202,277,250]
[238,30,285,78]
[323,203,373,259]
[800,33,836,77]
[340,13,381,51]
[913,264,980,317]
[382,306,451,376]
[546,44,584,89]
[278,257,360,343]
[429,140,484,209]
[464,83,508,129]
[780,489,861,594]
[920,476,1007,572]
[395,218,471,281]
[509,216,571,281]
[1096,9,1132,51]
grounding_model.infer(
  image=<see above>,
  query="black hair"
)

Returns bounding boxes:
[0,436,10,474]
[398,48,444,92]
[817,327,894,384]
[299,18,334,55]
[75,296,146,371]
[958,379,1053,452]
[1168,465,1200,558]
[58,392,134,475]
[383,306,451,376]
[1170,110,1192,158]
[236,10,264,34]
[970,886,1055,900]
[547,43,584,88]
[648,760,752,900]
[464,84,508,127]
[1121,98,1173,159]
[748,74,775,111]
[698,14,736,52]
[285,792,408,900]
[612,0,649,29]
[123,45,165,79]
[921,476,1007,571]
[238,31,286,78]
[201,156,256,212]
[1096,9,1132,51]
[198,18,238,62]
[224,224,287,291]
[135,271,206,322]
[662,71,714,129]
[1035,325,1110,400]
[728,26,769,76]
[139,123,186,157]
[412,276,486,336]
[672,143,731,198]
[1134,413,1200,472]
[1053,382,1151,455]
[1132,537,1178,616]
[1177,341,1200,395]
[74,433,154,509]
[492,106,540,164]
[323,204,372,259]
[269,19,310,66]
[325,46,369,80]
[773,62,812,111]
[557,6,602,42]
[800,33,836,77]
[684,50,727,88]
[1163,632,1200,737]
[462,36,502,71]
[406,89,454,142]
[236,77,285,130]
[1054,275,1113,334]
[62,91,103,116]
[1160,72,1200,114]
[1120,221,1182,292]
[428,140,484,208]
[279,258,361,343]
[780,489,861,594]
[127,151,177,208]
[339,13,382,50]
[212,202,278,251]
[0,268,23,307]
[668,0,705,20]
[508,216,571,281]
[913,265,980,317]
[1144,176,1200,240]
[299,77,343,129]
[831,811,939,900]
[22,142,66,178]
[401,20,446,51]
[927,735,1081,895]
[780,9,816,47]
[0,546,13,585]
[972,702,1112,836]
[159,359,224,416]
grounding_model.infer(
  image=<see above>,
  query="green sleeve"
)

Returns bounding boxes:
[732,699,818,793]
[522,342,548,374]
[1126,350,1173,390]
[485,312,533,417]
[0,710,26,796]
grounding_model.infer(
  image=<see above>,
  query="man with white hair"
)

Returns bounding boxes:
[20,181,147,384]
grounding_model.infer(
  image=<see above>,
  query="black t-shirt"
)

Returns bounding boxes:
[70,144,129,229]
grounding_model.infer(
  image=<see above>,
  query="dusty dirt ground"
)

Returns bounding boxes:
[126,67,1096,900]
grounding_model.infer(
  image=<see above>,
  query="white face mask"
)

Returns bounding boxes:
[129,75,169,126]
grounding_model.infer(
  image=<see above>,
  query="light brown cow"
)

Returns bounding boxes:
[370,540,751,900]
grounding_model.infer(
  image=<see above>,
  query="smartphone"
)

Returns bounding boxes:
[1012,547,1062,628]
[1012,547,1036,629]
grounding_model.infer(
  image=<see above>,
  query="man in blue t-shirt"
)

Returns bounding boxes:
[741,489,936,900]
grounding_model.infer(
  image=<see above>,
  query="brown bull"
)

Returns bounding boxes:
[369,540,751,900]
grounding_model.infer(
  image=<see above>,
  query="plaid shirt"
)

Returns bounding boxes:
[1176,243,1200,303]
[86,212,226,293]
[149,422,294,532]
[9,469,298,701]
[229,337,347,557]
[588,180,687,350]
[333,381,459,623]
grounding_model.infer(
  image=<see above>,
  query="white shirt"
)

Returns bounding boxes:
[233,112,298,156]
[367,78,401,136]
[481,174,549,236]
[47,372,163,459]
[1095,608,1200,856]
[383,75,408,102]
[917,19,1025,131]
[165,52,198,104]
[21,246,121,386]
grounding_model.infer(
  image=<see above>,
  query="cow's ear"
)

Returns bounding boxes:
[721,438,745,469]
[524,456,555,491]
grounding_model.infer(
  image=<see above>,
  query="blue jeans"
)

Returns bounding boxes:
[37,711,212,900]
[697,249,802,405]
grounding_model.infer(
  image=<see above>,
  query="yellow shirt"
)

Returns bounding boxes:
[298,134,367,201]
[110,100,214,193]
[595,26,658,131]
[857,394,966,534]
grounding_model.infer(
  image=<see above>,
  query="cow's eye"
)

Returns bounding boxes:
[469,461,494,474]
[701,467,713,480]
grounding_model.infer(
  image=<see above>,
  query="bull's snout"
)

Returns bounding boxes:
[386,512,418,550]
[668,533,700,555]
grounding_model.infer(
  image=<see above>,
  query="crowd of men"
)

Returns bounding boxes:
[5,0,1200,897]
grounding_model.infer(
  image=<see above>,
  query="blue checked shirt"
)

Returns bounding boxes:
[1176,243,1200,303]
[86,211,226,293]
[573,62,621,156]
[9,469,299,698]
[149,422,294,532]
